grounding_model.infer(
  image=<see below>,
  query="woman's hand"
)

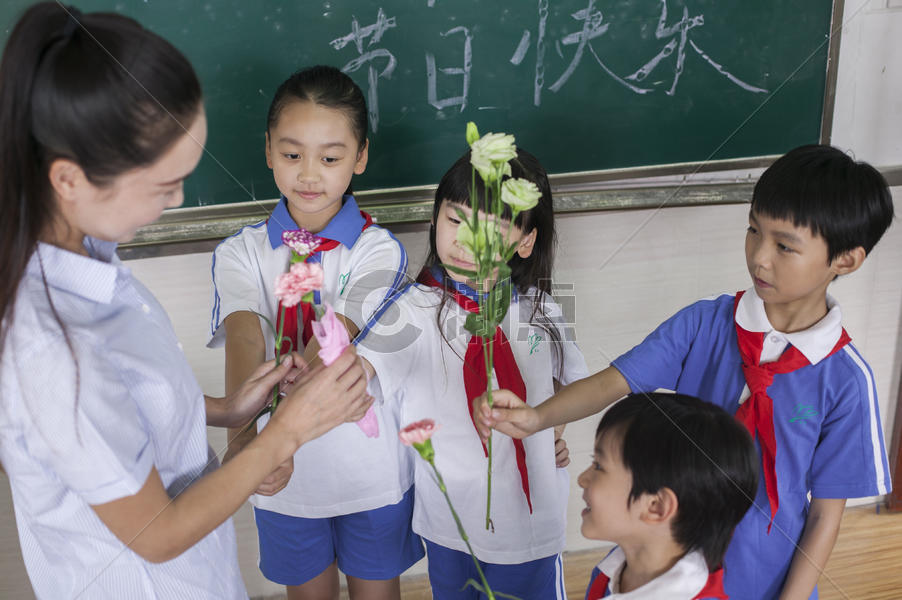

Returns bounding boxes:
[268,345,372,449]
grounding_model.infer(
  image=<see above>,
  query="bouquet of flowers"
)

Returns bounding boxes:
[447,123,542,530]
[265,229,379,437]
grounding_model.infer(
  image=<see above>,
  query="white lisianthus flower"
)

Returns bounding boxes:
[456,218,500,257]
[470,132,516,183]
[501,178,541,212]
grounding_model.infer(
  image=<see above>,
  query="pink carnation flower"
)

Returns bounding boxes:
[312,303,379,438]
[274,262,324,307]
[399,419,439,446]
[312,304,350,366]
[282,228,322,256]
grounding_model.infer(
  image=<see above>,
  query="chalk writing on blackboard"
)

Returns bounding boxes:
[329,8,398,132]
[510,0,550,107]
[330,1,770,131]
[426,26,472,112]
[549,0,768,98]
[624,0,768,95]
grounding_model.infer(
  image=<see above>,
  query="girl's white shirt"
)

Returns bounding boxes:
[0,239,246,599]
[209,198,413,517]
[357,283,589,564]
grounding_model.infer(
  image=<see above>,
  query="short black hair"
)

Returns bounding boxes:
[596,393,758,570]
[751,145,894,261]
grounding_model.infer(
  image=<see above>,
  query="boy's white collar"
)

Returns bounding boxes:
[597,545,710,598]
[734,287,844,365]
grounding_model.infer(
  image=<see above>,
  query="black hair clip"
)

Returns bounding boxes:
[62,6,82,38]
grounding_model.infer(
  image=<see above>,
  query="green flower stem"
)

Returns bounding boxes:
[483,328,495,531]
[270,304,286,412]
[428,458,496,600]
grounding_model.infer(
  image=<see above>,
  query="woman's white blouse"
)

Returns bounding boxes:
[0,239,246,599]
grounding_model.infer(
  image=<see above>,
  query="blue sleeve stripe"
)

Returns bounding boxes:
[354,282,416,346]
[353,227,409,345]
[841,344,890,495]
[209,220,266,337]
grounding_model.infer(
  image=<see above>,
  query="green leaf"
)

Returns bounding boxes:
[252,310,278,339]
[489,280,512,322]
[464,312,495,338]
[495,263,512,282]
[443,263,478,279]
[505,240,520,259]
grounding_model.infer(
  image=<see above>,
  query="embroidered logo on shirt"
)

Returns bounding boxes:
[528,332,542,355]
[339,271,350,296]
[790,404,818,423]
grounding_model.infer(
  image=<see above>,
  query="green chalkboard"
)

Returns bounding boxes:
[2,1,835,208]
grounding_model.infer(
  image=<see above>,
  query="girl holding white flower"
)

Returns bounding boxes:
[208,65,421,600]
[357,147,589,599]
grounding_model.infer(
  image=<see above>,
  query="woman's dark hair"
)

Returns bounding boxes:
[266,65,367,197]
[596,393,759,571]
[752,144,894,261]
[424,148,564,372]
[0,3,202,374]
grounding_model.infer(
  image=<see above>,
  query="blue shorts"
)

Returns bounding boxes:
[254,487,424,585]
[424,539,565,600]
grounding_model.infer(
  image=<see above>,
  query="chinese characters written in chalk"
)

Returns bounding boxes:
[327,0,769,128]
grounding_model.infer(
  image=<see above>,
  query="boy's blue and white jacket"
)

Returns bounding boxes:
[612,288,890,600]
[209,196,413,518]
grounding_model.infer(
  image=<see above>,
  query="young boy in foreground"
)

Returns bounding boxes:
[478,145,895,599]
[581,393,757,599]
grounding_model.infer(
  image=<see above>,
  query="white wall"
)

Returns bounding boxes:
[1,2,900,598]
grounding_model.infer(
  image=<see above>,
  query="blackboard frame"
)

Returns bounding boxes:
[114,0,845,257]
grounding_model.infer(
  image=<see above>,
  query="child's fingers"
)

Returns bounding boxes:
[554,438,570,468]
[491,389,527,409]
[255,458,294,496]
[488,406,537,439]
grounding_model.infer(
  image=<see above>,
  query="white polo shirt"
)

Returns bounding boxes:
[357,279,589,564]
[587,547,722,599]
[209,196,413,517]
[0,239,246,599]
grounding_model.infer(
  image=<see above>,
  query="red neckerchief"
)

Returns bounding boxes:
[732,290,850,532]
[416,268,532,513]
[586,566,729,599]
[276,211,373,355]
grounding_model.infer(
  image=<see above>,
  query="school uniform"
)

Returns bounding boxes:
[357,271,589,599]
[584,547,727,599]
[209,196,422,583]
[612,288,890,600]
[0,238,247,599]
